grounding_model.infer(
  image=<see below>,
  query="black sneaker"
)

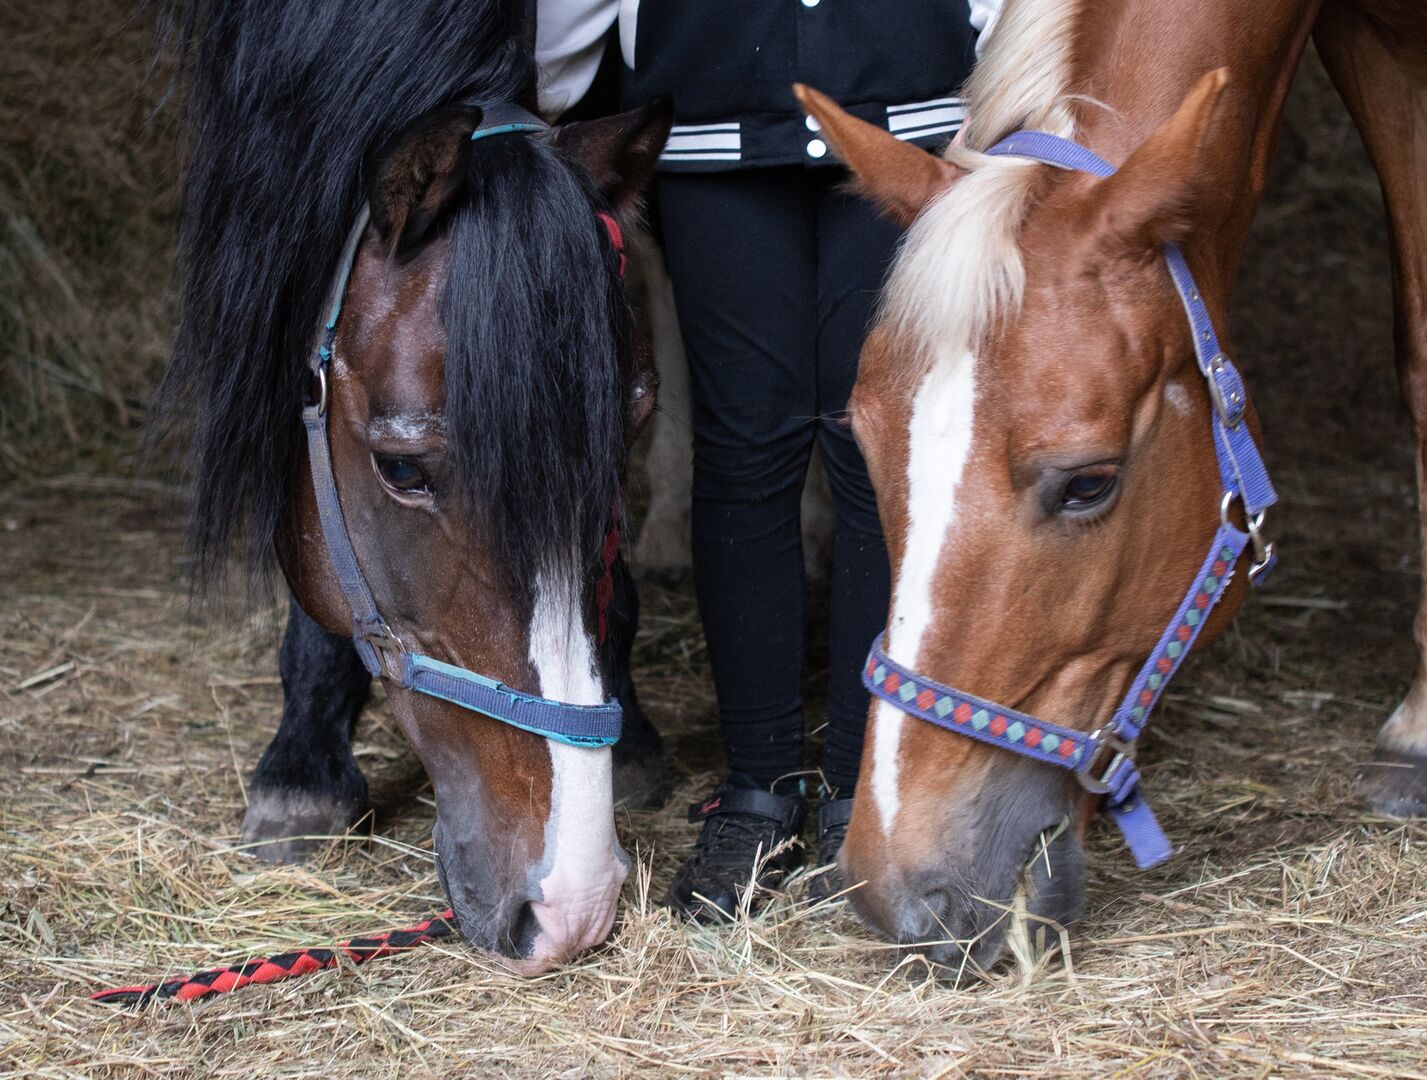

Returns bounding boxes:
[664,777,806,924]
[807,794,855,902]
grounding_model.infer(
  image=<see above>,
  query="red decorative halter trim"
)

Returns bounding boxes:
[596,212,627,278]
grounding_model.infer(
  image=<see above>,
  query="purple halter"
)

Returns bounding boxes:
[862,130,1277,869]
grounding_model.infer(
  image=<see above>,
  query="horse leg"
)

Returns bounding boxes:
[605,553,666,808]
[630,229,694,576]
[240,595,372,861]
[1317,2,1427,814]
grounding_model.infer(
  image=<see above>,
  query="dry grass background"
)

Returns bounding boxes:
[0,0,174,481]
[4,3,1427,1077]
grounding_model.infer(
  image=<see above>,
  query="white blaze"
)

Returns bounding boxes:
[872,351,977,835]
[525,572,626,965]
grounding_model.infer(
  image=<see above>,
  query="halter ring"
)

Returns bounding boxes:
[1220,490,1270,579]
[358,621,406,681]
[305,365,329,417]
[1076,728,1134,795]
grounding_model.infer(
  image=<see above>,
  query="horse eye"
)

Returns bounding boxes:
[373,455,431,494]
[1060,470,1118,511]
[631,369,657,404]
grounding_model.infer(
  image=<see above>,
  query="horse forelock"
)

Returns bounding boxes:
[442,135,630,592]
[876,0,1083,383]
[153,0,536,592]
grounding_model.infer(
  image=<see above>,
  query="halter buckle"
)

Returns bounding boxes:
[1077,728,1135,796]
[1205,353,1246,428]
[358,620,406,681]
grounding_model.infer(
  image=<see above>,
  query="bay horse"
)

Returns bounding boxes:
[155,0,670,972]
[798,0,1427,971]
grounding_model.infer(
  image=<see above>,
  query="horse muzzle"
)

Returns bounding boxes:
[843,760,1087,979]
[433,814,627,975]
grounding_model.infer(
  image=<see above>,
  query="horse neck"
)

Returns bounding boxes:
[1066,0,1322,287]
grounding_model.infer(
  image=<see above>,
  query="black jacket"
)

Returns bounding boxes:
[618,0,980,171]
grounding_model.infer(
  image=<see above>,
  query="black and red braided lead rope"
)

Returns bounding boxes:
[91,909,455,1008]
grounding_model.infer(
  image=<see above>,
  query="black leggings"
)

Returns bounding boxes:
[656,166,897,795]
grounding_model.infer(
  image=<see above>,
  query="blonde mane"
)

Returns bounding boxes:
[880,0,1082,365]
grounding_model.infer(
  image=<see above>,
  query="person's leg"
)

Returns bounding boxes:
[812,176,901,799]
[655,167,819,922]
[656,168,818,793]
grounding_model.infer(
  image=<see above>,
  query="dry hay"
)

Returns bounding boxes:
[3,6,1427,1078]
[0,0,176,480]
[3,477,1427,1078]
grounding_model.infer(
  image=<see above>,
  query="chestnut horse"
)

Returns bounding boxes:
[155,0,669,972]
[799,0,1427,970]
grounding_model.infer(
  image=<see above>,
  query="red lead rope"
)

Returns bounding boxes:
[91,909,455,1008]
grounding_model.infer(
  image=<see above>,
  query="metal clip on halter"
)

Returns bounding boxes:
[1220,490,1274,583]
[1076,727,1135,796]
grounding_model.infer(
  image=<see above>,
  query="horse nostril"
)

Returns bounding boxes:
[503,902,542,960]
[911,887,953,939]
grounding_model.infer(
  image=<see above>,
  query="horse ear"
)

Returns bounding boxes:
[550,97,675,218]
[367,105,482,257]
[794,83,960,227]
[1090,68,1231,256]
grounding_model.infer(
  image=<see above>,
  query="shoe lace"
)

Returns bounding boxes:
[695,813,791,869]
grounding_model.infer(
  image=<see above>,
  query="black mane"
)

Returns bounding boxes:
[155,0,625,591]
[442,134,629,588]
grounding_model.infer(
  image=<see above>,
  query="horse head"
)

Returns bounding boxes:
[278,101,669,972]
[797,68,1260,972]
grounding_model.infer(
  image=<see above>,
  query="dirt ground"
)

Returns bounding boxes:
[3,9,1427,1078]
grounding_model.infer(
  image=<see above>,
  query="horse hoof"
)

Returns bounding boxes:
[239,788,368,864]
[1358,747,1427,818]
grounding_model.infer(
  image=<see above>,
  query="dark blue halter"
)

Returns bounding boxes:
[864,130,1277,868]
[301,104,622,749]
